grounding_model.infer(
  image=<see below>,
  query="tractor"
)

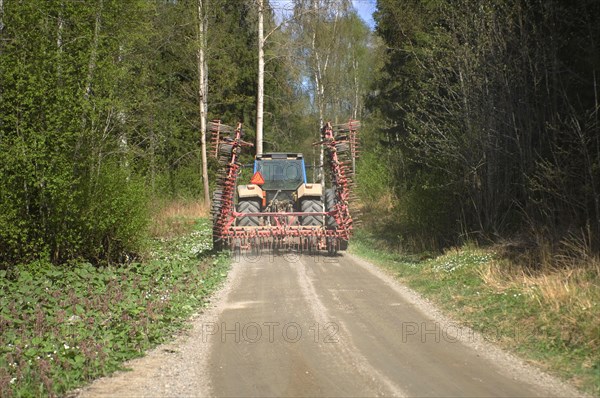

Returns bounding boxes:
[210,120,359,255]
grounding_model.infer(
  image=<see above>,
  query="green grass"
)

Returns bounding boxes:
[350,228,600,395]
[0,218,229,397]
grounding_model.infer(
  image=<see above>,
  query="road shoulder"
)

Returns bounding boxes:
[346,252,586,398]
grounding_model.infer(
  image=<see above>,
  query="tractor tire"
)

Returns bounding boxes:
[237,199,260,227]
[324,188,337,229]
[300,198,324,226]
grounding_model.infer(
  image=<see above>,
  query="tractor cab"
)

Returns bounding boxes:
[253,153,307,203]
[237,153,321,214]
[254,153,306,189]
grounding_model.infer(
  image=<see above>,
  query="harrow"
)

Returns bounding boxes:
[210,119,360,255]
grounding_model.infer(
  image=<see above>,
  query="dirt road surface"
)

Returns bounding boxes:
[77,252,581,397]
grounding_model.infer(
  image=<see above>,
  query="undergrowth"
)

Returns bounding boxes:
[0,218,228,397]
[149,199,209,238]
[351,228,600,395]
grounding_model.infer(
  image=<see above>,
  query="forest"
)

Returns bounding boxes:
[1,0,599,268]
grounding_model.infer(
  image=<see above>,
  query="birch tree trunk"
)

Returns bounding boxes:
[81,0,104,184]
[85,0,103,100]
[310,0,325,186]
[256,0,265,156]
[198,0,210,204]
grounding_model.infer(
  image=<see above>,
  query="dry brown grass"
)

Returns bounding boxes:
[355,192,394,214]
[480,257,599,311]
[482,228,599,308]
[149,199,209,238]
[477,240,599,393]
[480,236,600,384]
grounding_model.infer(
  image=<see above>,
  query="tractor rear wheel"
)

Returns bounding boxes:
[300,198,324,226]
[237,199,260,227]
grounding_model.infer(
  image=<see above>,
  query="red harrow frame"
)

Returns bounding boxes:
[210,120,360,254]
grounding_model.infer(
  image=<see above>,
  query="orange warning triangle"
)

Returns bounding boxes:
[250,171,265,185]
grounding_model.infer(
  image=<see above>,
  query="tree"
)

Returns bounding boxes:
[370,0,600,252]
[0,1,153,265]
[256,0,265,155]
[289,0,371,181]
[198,0,210,203]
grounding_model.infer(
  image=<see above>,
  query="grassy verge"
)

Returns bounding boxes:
[0,214,228,397]
[148,198,209,238]
[350,228,600,395]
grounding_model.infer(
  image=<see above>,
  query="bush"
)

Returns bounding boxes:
[0,220,229,397]
[357,150,393,204]
[154,161,205,200]
[78,164,149,264]
[395,180,459,251]
[356,147,459,252]
[0,161,149,268]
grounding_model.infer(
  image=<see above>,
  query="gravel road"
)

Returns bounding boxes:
[76,251,582,397]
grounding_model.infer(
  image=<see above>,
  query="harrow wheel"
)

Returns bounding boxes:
[335,142,350,152]
[211,189,223,221]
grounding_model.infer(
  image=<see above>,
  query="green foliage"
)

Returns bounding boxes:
[370,0,600,252]
[0,219,230,397]
[356,149,392,203]
[0,0,375,267]
[78,164,149,264]
[0,0,157,266]
[395,179,458,250]
[207,0,260,126]
[154,160,205,200]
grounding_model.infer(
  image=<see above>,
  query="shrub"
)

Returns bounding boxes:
[78,163,149,264]
[0,161,149,268]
